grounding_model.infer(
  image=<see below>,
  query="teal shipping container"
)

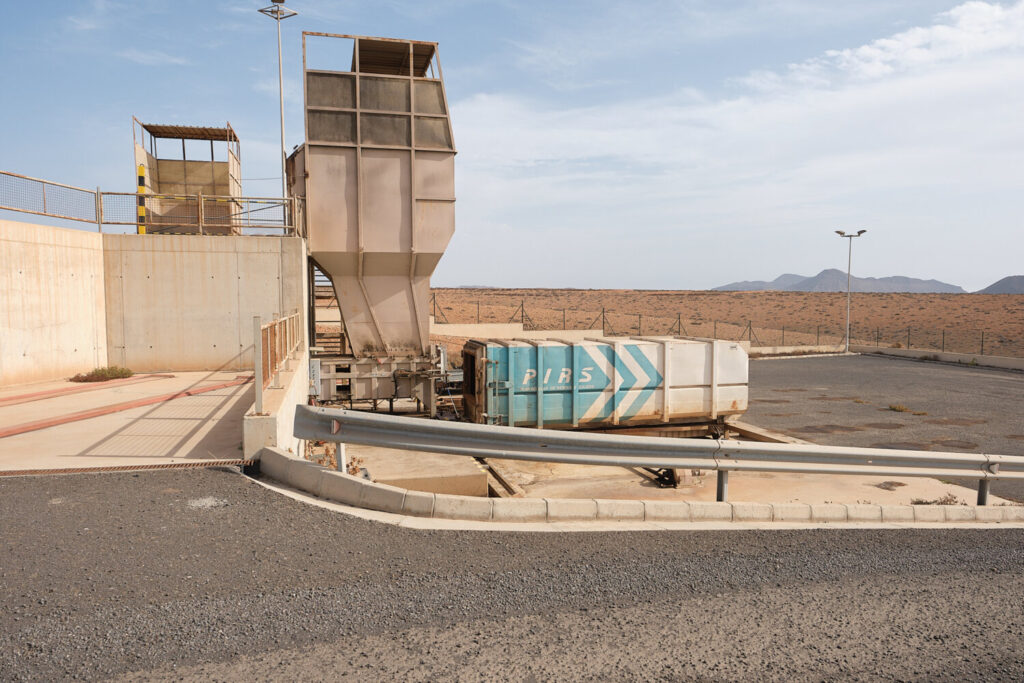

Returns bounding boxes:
[461,337,748,429]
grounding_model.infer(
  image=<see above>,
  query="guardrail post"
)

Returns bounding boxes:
[253,315,264,414]
[977,480,990,506]
[716,470,729,502]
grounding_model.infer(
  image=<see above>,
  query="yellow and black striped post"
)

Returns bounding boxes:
[136,163,147,234]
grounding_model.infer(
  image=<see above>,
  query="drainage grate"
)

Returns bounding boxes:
[0,459,255,477]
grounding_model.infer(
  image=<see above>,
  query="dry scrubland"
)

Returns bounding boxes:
[430,288,1024,359]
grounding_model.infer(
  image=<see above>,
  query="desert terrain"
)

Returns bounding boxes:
[429,288,1024,358]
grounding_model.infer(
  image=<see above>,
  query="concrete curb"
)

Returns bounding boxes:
[258,447,1024,526]
[850,345,1024,372]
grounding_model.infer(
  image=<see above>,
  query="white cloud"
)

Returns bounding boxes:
[740,0,1024,90]
[117,48,190,66]
[440,1,1024,290]
[67,0,115,31]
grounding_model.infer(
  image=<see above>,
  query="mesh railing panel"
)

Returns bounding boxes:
[204,197,290,230]
[100,193,139,224]
[1,171,303,234]
[0,171,96,222]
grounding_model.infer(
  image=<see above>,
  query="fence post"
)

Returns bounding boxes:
[95,186,102,232]
[272,314,282,389]
[906,327,911,350]
[477,301,480,324]
[782,325,785,346]
[253,316,263,414]
[197,191,204,235]
[714,320,718,338]
[980,331,985,356]
[941,329,945,352]
[876,328,880,347]
[601,308,606,335]
[562,308,566,330]
[638,313,642,335]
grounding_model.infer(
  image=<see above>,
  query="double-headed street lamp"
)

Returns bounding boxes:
[835,229,867,353]
[258,0,298,199]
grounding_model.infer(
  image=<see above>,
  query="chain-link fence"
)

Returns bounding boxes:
[1,170,304,235]
[429,296,1023,359]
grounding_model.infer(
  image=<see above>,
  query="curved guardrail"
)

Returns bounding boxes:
[294,406,1024,505]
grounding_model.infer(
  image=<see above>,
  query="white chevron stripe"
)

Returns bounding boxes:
[615,344,646,419]
[581,345,613,421]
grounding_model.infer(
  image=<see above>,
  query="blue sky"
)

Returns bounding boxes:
[1,1,1022,290]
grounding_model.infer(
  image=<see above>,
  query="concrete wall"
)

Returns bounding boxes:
[0,220,107,385]
[430,320,597,342]
[103,234,306,372]
[243,348,311,459]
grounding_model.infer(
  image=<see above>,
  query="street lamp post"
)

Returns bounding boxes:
[835,229,867,353]
[258,1,297,199]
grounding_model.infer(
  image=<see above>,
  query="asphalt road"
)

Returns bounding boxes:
[746,354,1024,501]
[2,468,1023,681]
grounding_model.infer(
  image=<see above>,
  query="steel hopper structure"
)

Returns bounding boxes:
[288,33,455,406]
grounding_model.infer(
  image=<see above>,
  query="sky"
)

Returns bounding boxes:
[1,0,1022,291]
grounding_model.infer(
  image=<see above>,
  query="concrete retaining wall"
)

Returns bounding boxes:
[851,345,1024,371]
[0,220,108,385]
[243,349,311,459]
[750,344,845,357]
[103,234,306,372]
[259,447,1024,525]
[430,320,596,342]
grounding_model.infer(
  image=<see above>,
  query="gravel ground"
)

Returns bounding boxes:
[3,467,1024,681]
[746,354,1024,500]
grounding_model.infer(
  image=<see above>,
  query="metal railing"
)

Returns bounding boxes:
[253,312,304,413]
[294,405,1024,505]
[0,170,99,224]
[1,170,304,235]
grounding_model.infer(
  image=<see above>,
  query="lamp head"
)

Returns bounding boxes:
[856,229,867,236]
[835,230,846,236]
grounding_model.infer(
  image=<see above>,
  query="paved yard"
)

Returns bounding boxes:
[1,468,1022,681]
[746,354,1024,500]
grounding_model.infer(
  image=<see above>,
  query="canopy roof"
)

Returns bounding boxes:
[139,123,239,143]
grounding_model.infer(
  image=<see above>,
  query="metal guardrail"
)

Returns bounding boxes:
[294,405,1024,505]
[253,312,304,413]
[1,170,304,235]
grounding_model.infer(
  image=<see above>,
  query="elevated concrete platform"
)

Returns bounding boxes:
[0,372,252,474]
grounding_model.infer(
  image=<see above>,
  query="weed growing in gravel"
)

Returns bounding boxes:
[887,404,909,412]
[875,481,907,491]
[70,366,133,382]
[911,493,963,505]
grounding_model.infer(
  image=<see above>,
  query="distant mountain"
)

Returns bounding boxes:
[713,273,808,291]
[715,269,965,293]
[975,276,1024,294]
